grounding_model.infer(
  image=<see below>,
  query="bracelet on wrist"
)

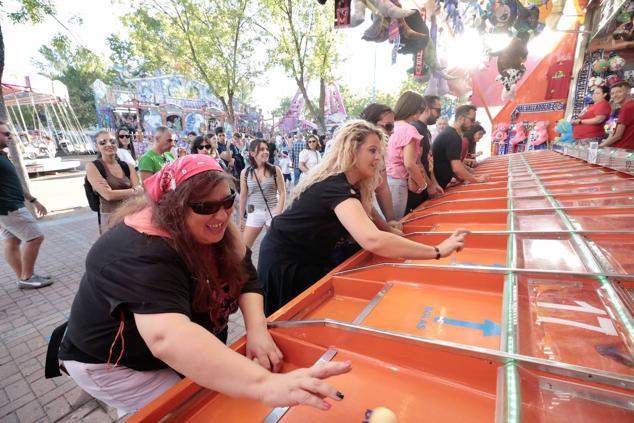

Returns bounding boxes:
[434,246,441,260]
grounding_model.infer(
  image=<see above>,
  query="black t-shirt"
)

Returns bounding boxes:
[268,142,277,164]
[0,152,25,213]
[410,121,432,177]
[266,173,361,263]
[59,223,263,370]
[432,127,463,189]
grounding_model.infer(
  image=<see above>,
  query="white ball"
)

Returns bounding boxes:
[368,407,398,423]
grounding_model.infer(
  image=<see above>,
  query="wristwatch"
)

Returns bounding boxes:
[434,247,441,260]
[30,197,37,203]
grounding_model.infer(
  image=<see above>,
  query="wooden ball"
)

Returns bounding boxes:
[368,407,398,423]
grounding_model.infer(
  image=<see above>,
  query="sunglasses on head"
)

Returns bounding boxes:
[190,190,236,215]
[197,144,212,150]
[98,139,117,146]
[118,134,131,138]
[380,123,395,132]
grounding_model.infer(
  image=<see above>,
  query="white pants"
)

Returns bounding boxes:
[387,176,408,221]
[63,360,181,418]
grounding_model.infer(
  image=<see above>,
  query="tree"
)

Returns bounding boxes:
[1,0,57,190]
[273,96,292,119]
[122,0,264,125]
[261,0,340,132]
[34,33,111,127]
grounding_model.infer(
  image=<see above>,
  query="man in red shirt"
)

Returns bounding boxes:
[600,81,634,150]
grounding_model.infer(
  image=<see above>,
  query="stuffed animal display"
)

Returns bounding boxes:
[510,121,528,145]
[530,121,549,146]
[554,119,574,143]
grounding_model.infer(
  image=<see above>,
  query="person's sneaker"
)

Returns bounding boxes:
[33,273,51,280]
[17,275,54,289]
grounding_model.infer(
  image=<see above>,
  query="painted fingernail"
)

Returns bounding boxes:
[344,360,352,365]
[323,402,332,410]
[336,391,344,400]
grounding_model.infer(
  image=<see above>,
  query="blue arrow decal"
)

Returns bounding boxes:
[434,316,501,336]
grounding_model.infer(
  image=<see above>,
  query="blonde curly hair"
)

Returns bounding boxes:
[289,119,386,214]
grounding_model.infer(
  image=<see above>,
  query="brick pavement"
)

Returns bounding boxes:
[0,210,256,423]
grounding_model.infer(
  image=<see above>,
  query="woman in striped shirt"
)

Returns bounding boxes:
[239,139,286,248]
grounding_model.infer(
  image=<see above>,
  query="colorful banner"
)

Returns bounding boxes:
[510,100,565,121]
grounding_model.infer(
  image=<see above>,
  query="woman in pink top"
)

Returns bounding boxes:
[386,92,428,220]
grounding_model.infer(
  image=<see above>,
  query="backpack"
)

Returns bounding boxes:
[83,159,131,217]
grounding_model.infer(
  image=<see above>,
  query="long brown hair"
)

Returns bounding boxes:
[111,171,247,314]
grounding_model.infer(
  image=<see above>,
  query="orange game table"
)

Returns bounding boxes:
[130,149,634,423]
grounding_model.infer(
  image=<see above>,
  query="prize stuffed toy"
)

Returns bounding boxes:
[592,58,610,74]
[492,122,511,143]
[530,121,549,146]
[510,122,528,145]
[555,119,574,143]
[609,55,626,72]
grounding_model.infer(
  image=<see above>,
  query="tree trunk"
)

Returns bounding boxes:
[218,96,235,128]
[317,78,326,133]
[0,23,33,195]
[296,77,322,132]
[227,92,236,129]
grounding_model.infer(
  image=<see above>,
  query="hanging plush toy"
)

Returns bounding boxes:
[588,76,605,89]
[592,58,610,74]
[607,74,622,87]
[555,119,574,143]
[490,0,519,32]
[530,121,549,146]
[491,31,529,85]
[609,55,626,72]
[510,121,528,145]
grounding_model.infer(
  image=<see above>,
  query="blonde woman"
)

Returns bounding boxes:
[258,120,469,315]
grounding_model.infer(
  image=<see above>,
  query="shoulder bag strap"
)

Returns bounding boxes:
[253,169,274,219]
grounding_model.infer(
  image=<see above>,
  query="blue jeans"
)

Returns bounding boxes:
[293,168,301,184]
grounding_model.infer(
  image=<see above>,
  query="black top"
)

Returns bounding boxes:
[0,152,25,213]
[267,142,277,164]
[266,173,361,264]
[432,127,463,189]
[59,223,263,371]
[410,121,432,177]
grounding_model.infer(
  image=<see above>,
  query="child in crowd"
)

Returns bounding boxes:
[278,151,292,187]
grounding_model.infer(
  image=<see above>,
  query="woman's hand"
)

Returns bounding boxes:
[258,360,352,410]
[426,183,444,198]
[387,220,403,231]
[246,327,284,373]
[437,229,469,257]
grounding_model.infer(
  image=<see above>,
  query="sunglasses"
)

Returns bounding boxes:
[190,191,236,215]
[197,144,212,150]
[379,123,395,132]
[98,139,117,146]
[1,131,11,136]
[118,134,131,138]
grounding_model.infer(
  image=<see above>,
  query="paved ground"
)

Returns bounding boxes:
[0,164,263,422]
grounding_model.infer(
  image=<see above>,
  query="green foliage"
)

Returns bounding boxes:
[340,76,428,118]
[34,33,111,127]
[121,0,265,123]
[261,0,341,130]
[273,96,292,118]
[1,0,55,24]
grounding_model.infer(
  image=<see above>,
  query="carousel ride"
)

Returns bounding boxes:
[2,74,88,174]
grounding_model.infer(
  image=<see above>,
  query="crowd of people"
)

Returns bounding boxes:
[2,80,633,419]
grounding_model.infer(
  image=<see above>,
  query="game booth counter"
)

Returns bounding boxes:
[127,145,634,422]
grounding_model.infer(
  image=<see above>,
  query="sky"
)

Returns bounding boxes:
[2,0,414,114]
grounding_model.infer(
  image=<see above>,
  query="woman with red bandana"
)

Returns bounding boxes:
[52,155,351,417]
